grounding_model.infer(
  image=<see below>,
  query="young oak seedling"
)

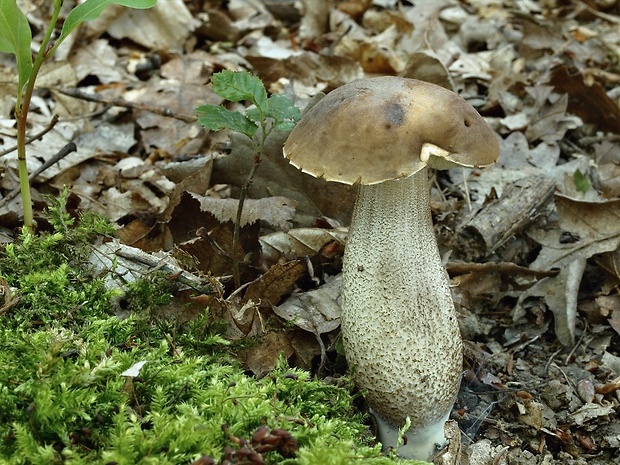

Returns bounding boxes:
[196,70,300,288]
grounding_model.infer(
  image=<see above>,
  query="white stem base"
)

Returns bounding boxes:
[374,409,450,460]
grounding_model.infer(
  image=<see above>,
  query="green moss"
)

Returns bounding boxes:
[0,196,429,464]
[0,194,115,331]
[0,324,428,464]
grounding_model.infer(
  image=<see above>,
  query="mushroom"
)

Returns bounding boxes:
[283,77,499,460]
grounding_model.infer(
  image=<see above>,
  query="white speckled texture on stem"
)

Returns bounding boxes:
[341,167,462,460]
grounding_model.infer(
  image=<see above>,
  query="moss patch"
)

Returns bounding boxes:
[0,198,428,464]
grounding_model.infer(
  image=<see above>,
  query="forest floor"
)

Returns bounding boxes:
[1,1,619,464]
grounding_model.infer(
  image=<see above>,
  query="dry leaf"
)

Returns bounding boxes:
[243,261,307,308]
[274,274,342,336]
[570,403,615,426]
[550,65,620,134]
[259,228,347,264]
[69,39,127,84]
[238,331,295,377]
[212,131,356,226]
[516,195,620,345]
[104,0,199,52]
[190,192,297,231]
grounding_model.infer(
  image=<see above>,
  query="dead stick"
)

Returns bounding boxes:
[0,142,76,208]
[0,114,60,157]
[55,87,196,123]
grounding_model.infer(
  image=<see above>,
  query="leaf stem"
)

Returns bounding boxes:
[231,119,269,289]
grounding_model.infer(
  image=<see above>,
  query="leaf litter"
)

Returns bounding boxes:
[1,0,620,463]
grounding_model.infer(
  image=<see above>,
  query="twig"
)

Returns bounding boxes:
[0,142,77,208]
[565,320,588,364]
[97,241,214,294]
[550,362,575,388]
[575,0,620,23]
[55,87,197,123]
[462,167,472,212]
[232,155,262,289]
[544,348,563,376]
[0,114,60,157]
[231,119,270,289]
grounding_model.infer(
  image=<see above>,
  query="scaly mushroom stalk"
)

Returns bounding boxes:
[282,76,499,462]
[341,168,461,459]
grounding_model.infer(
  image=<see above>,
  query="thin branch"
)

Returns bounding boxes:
[232,155,262,289]
[231,121,270,289]
[0,142,76,209]
[0,114,60,157]
[55,87,197,123]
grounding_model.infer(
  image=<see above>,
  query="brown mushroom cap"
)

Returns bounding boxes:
[283,76,499,185]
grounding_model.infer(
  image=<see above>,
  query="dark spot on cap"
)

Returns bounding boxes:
[384,102,405,128]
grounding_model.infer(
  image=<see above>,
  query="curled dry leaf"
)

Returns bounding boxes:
[259,227,346,264]
[223,298,262,339]
[243,260,307,309]
[517,400,556,430]
[595,375,620,396]
[238,330,295,377]
[401,50,454,90]
[570,403,615,427]
[273,274,342,336]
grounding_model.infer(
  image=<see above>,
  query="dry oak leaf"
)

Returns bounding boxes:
[259,227,347,264]
[516,195,620,345]
[190,192,296,231]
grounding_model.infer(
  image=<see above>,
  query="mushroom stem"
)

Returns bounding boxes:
[341,167,462,460]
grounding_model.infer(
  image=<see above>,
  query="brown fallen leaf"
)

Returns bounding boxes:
[516,194,620,345]
[243,260,307,309]
[274,275,342,368]
[238,331,295,377]
[259,228,346,265]
[273,274,342,336]
[191,192,297,231]
[608,309,620,336]
[550,65,620,135]
[212,130,356,227]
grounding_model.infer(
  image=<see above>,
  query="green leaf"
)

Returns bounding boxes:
[267,94,300,131]
[573,169,591,193]
[59,0,158,44]
[211,70,268,115]
[245,95,300,130]
[196,105,258,138]
[0,0,33,92]
[244,107,261,125]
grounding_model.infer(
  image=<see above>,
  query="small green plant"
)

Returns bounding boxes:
[573,168,591,193]
[0,0,158,231]
[196,70,301,288]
